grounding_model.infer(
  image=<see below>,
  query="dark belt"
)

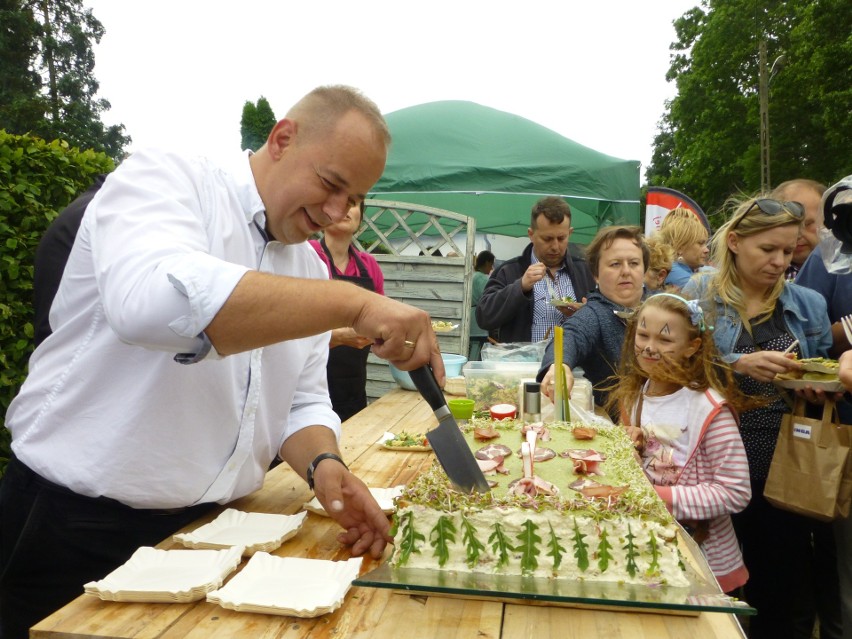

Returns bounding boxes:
[7,453,204,516]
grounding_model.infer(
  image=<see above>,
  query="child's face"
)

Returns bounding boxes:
[634,306,701,378]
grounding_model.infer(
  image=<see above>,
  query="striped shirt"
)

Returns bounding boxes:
[530,254,577,342]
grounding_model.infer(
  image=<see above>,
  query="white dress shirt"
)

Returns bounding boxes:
[7,148,340,509]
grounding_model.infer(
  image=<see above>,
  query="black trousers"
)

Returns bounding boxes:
[0,455,215,639]
[733,479,843,639]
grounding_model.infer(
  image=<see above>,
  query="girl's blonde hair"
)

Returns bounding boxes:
[605,293,752,419]
[707,195,803,333]
[655,208,708,255]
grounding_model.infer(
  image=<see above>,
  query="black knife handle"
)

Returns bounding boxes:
[409,366,446,412]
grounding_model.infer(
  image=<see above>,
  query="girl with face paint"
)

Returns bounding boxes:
[608,293,752,595]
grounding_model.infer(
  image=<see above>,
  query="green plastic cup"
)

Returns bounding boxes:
[448,398,475,420]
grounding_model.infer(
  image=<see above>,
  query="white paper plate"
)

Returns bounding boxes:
[173,509,307,555]
[377,432,432,452]
[83,545,243,603]
[207,554,362,617]
[431,322,458,333]
[303,486,404,517]
[774,378,844,393]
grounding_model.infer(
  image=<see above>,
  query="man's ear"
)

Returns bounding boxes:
[266,118,297,160]
[527,227,534,242]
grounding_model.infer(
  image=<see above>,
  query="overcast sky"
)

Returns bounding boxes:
[83,1,698,180]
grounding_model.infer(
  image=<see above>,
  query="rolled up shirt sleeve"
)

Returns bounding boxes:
[87,149,254,359]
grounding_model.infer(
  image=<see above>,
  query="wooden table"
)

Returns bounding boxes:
[32,388,746,638]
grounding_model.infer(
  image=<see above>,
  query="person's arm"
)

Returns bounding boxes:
[539,305,598,400]
[475,264,529,330]
[655,406,751,520]
[279,425,391,558]
[205,272,438,371]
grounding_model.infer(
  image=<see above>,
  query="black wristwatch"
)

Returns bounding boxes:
[306,453,347,491]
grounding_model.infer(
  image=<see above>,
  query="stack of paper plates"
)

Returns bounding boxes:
[173,509,307,556]
[84,545,243,603]
[207,554,362,617]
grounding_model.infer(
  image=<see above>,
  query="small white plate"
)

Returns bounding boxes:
[774,378,844,393]
[304,486,404,517]
[431,322,459,333]
[206,554,362,617]
[173,509,307,556]
[84,545,243,603]
[377,432,432,452]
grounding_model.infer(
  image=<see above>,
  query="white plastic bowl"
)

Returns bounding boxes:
[389,353,468,391]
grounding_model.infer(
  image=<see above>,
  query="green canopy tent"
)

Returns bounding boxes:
[369,100,641,245]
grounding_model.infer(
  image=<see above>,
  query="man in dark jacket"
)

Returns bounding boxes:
[475,197,595,342]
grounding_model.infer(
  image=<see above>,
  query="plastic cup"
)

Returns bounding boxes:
[448,398,475,420]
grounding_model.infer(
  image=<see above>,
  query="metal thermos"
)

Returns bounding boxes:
[523,382,541,422]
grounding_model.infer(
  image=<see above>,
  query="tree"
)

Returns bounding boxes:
[240,96,277,151]
[646,0,852,215]
[0,0,129,161]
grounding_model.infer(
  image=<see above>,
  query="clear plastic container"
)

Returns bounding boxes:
[570,367,594,412]
[462,361,541,410]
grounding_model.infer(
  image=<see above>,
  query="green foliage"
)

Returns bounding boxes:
[571,518,590,572]
[395,510,426,566]
[647,0,852,215]
[515,519,542,574]
[240,96,277,152]
[597,529,613,572]
[647,530,662,576]
[0,0,129,162]
[429,515,457,567]
[488,521,514,568]
[460,515,486,567]
[623,524,639,578]
[546,522,566,571]
[0,130,113,476]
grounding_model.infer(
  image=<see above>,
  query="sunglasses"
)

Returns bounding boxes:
[744,198,805,219]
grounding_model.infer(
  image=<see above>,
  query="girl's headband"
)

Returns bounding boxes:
[648,292,711,333]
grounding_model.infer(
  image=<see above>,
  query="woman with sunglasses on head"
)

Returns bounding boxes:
[682,196,841,639]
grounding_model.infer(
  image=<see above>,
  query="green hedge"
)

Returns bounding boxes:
[0,130,114,477]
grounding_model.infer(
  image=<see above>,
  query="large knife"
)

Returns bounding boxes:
[409,366,490,494]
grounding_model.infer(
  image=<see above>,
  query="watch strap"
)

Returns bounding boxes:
[306,452,347,491]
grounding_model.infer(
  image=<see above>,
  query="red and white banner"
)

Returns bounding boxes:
[645,187,709,237]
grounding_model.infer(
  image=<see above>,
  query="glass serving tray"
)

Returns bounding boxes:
[355,531,755,616]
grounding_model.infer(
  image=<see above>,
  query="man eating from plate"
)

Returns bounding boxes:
[0,85,443,639]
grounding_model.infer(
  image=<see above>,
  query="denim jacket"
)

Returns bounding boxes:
[682,274,832,363]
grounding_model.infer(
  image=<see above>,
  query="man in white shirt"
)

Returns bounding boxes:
[0,85,443,638]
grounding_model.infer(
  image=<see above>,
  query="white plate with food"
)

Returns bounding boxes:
[774,377,844,393]
[304,486,404,517]
[549,296,577,308]
[84,545,243,603]
[431,321,459,332]
[173,509,307,556]
[378,431,432,452]
[207,554,362,617]
[797,357,841,375]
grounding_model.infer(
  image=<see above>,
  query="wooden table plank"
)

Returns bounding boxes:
[30,388,746,639]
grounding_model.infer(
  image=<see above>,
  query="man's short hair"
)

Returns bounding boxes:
[771,178,827,200]
[286,85,391,147]
[475,250,495,270]
[530,196,571,229]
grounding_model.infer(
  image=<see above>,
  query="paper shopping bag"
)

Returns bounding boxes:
[764,399,852,522]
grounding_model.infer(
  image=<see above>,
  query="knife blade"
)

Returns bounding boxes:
[409,366,490,493]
